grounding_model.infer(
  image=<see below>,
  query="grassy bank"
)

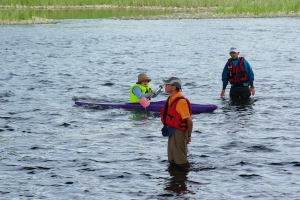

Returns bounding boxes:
[0,8,33,21]
[1,0,300,22]
[1,0,299,12]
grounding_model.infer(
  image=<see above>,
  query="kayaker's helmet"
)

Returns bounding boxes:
[163,77,182,90]
[137,73,151,84]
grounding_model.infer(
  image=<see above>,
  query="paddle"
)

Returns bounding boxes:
[155,84,164,94]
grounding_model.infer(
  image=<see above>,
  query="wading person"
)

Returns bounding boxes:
[130,73,160,103]
[160,77,193,169]
[220,47,255,99]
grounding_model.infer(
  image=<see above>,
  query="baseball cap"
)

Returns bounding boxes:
[163,77,182,90]
[229,47,239,53]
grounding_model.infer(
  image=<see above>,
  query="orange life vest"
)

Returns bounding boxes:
[160,97,192,131]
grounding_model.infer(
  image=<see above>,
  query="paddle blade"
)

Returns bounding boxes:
[139,97,150,108]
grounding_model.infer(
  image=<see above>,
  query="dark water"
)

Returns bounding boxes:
[1,18,300,199]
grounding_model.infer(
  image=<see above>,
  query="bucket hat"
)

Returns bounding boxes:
[137,73,151,84]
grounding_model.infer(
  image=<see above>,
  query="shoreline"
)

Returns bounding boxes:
[1,5,300,24]
[0,16,56,25]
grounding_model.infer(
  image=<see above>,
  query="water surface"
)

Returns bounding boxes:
[1,17,300,199]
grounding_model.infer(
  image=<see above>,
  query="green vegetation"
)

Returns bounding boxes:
[32,9,172,20]
[214,0,300,15]
[0,7,33,21]
[1,0,300,11]
[3,0,223,7]
[1,0,300,22]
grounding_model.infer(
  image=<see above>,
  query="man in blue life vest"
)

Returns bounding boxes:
[220,47,255,99]
[130,73,160,103]
[160,77,193,169]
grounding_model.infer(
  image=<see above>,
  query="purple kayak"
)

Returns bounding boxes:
[75,100,217,114]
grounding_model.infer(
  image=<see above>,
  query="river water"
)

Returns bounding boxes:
[1,17,300,199]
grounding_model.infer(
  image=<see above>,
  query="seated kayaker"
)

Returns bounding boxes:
[130,73,161,103]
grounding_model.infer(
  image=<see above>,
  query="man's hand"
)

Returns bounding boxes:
[250,88,255,96]
[220,89,225,98]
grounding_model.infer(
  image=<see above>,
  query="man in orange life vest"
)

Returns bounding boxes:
[160,77,193,169]
[220,47,255,99]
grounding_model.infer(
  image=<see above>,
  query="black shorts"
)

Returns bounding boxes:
[230,87,251,99]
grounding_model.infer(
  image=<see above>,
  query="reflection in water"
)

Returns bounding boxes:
[129,110,152,121]
[229,98,255,107]
[164,165,194,195]
[222,97,256,113]
[129,110,160,121]
[220,98,257,130]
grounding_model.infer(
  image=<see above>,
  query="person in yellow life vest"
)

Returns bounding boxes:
[160,77,193,169]
[130,73,161,103]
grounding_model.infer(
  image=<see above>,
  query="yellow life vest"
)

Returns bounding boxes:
[130,84,152,103]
